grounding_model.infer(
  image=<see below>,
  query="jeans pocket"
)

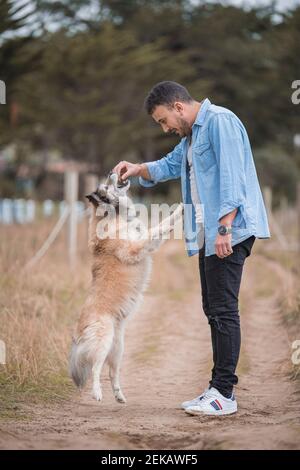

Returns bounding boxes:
[240,235,256,258]
[227,246,246,265]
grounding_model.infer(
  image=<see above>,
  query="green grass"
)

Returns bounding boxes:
[0,370,74,421]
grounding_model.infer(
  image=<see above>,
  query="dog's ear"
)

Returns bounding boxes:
[86,193,101,206]
[110,172,119,188]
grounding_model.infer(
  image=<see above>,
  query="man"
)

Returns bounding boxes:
[113,81,270,416]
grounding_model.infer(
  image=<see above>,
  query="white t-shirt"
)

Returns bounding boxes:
[187,139,204,248]
[187,140,203,224]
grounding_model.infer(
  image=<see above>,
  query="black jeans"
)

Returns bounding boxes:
[198,235,256,398]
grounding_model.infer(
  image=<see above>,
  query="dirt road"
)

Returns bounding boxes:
[1,240,299,450]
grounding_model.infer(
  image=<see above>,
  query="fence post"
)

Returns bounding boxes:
[84,174,99,243]
[263,186,273,217]
[263,186,288,250]
[64,171,79,269]
[297,182,300,267]
[84,174,99,201]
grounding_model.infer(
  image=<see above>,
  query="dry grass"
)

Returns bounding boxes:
[0,217,90,419]
[278,282,300,381]
[260,213,300,382]
[1,206,299,419]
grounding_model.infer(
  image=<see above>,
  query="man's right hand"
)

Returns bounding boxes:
[112,161,149,181]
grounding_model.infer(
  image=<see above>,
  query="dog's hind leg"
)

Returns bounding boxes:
[92,323,114,402]
[107,321,126,404]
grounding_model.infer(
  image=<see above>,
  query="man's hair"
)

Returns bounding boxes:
[144,81,193,115]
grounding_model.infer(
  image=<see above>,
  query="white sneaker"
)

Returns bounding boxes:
[185,387,237,416]
[181,387,210,410]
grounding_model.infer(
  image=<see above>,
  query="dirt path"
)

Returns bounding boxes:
[0,241,299,450]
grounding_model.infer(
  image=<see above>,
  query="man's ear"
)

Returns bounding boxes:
[173,101,184,114]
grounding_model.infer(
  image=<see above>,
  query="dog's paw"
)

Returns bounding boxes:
[92,387,103,402]
[115,390,126,404]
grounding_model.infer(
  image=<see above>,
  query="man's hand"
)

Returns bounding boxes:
[215,233,233,258]
[112,161,142,181]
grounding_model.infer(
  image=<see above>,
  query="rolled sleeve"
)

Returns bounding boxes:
[209,114,247,222]
[138,140,184,188]
[138,161,164,187]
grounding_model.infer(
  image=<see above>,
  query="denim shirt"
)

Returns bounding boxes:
[139,98,271,257]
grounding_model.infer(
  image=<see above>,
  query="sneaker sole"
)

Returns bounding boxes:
[185,407,237,416]
[181,403,200,410]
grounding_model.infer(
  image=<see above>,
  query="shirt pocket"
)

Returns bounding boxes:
[193,142,216,172]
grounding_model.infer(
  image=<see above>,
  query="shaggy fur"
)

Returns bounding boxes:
[69,174,183,403]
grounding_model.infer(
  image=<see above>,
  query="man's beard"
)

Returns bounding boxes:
[176,117,191,137]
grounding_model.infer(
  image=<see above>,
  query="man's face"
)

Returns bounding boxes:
[152,103,191,138]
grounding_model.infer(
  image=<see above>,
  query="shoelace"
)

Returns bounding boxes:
[198,390,220,405]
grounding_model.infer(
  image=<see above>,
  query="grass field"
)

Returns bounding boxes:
[0,207,299,449]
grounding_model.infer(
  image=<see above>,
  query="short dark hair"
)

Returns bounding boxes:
[144,81,193,115]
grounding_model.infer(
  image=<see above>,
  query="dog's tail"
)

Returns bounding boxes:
[69,337,92,389]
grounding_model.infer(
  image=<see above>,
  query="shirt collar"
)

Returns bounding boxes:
[193,98,211,127]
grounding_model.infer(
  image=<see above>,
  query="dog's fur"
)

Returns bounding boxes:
[69,174,183,403]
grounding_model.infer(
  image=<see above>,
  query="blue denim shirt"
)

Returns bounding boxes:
[139,98,271,257]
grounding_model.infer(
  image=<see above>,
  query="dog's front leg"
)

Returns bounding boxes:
[148,202,183,251]
[113,204,183,263]
[113,238,158,264]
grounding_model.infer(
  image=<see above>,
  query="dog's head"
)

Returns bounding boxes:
[86,172,131,209]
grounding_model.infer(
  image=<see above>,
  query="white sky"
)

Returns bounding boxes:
[223,0,298,8]
[195,0,299,10]
[3,0,299,42]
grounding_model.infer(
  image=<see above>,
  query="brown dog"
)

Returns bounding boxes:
[69,173,183,403]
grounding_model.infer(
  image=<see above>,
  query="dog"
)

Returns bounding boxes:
[69,172,183,403]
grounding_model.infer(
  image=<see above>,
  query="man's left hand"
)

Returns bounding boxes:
[215,234,233,258]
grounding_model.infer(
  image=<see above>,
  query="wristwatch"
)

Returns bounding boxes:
[218,224,232,236]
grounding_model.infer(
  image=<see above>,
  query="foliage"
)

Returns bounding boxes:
[0,0,299,199]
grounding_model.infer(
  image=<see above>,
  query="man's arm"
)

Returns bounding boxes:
[138,163,151,181]
[209,113,246,258]
[213,207,237,258]
[112,161,151,181]
[219,208,238,227]
[113,139,184,187]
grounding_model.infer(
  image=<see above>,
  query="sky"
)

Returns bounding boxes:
[216,0,299,9]
[3,0,299,42]
[203,0,300,10]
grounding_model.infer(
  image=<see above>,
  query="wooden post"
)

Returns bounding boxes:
[0,80,5,104]
[64,171,79,269]
[279,196,288,228]
[263,186,273,217]
[297,182,300,266]
[263,186,288,250]
[84,174,99,201]
[0,340,6,365]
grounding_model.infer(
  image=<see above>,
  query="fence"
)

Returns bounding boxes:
[0,171,99,270]
[1,173,299,268]
[0,198,86,224]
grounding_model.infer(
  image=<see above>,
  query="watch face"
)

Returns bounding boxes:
[218,225,227,235]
